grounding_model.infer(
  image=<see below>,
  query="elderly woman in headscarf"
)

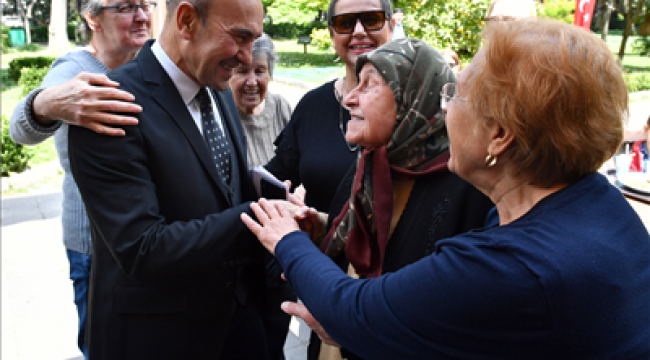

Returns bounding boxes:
[242,20,650,359]
[244,38,494,358]
[319,39,493,282]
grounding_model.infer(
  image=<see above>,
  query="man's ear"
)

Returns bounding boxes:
[176,2,200,40]
[487,121,515,157]
[84,12,100,33]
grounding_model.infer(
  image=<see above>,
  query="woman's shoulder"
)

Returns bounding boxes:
[41,50,107,88]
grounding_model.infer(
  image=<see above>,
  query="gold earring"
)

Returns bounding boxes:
[485,154,497,167]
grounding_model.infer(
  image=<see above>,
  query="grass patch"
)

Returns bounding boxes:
[1,43,64,68]
[599,33,650,70]
[2,169,63,197]
[2,71,58,167]
[274,39,345,84]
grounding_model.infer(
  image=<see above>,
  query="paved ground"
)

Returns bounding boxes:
[1,80,315,360]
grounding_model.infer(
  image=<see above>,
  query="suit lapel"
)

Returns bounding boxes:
[137,41,234,205]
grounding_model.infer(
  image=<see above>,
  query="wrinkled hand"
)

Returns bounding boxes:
[294,206,327,244]
[32,72,141,136]
[241,198,300,255]
[281,301,340,347]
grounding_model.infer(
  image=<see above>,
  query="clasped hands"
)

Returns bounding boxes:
[241,196,326,255]
[241,196,339,348]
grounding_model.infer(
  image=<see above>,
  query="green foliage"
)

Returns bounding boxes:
[29,25,77,43]
[2,115,32,176]
[624,71,650,92]
[404,0,489,56]
[311,28,332,50]
[267,0,320,25]
[633,36,650,56]
[19,67,49,96]
[266,21,327,38]
[538,0,575,24]
[8,56,56,82]
[1,25,10,54]
[295,0,329,12]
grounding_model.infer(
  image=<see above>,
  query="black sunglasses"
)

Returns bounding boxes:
[330,11,387,34]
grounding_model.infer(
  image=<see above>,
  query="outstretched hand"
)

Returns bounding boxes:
[281,301,340,347]
[241,198,301,255]
[32,72,141,136]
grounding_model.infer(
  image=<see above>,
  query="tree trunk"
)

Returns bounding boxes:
[600,0,613,41]
[49,0,71,54]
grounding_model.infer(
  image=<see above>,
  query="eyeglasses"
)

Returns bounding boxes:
[99,1,157,14]
[330,11,387,34]
[440,83,467,110]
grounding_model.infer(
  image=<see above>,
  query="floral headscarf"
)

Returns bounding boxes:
[320,38,457,278]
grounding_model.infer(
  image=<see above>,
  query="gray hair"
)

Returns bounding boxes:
[326,0,393,29]
[79,0,104,34]
[253,34,278,78]
[81,0,105,17]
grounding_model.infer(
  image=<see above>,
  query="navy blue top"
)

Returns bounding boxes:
[265,80,358,211]
[276,172,650,359]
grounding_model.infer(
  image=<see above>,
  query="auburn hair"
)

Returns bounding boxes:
[468,19,627,187]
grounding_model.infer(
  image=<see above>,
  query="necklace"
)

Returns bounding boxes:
[336,77,359,152]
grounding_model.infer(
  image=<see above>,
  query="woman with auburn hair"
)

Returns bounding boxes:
[243,19,650,359]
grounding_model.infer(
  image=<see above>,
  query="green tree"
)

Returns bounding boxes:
[613,0,649,62]
[266,0,319,25]
[538,0,575,24]
[402,0,490,56]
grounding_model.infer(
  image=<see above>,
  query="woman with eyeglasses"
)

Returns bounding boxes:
[250,38,493,360]
[8,0,152,358]
[244,20,650,359]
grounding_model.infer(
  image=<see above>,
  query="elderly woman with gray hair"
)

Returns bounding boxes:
[229,34,292,169]
[9,0,152,357]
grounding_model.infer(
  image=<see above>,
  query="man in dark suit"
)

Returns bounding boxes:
[68,0,273,358]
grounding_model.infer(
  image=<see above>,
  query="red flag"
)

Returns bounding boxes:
[574,0,597,29]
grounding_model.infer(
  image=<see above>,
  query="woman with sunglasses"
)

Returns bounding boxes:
[264,0,393,213]
[263,0,393,358]
[9,1,152,358]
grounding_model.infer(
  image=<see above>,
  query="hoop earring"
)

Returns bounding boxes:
[485,154,498,167]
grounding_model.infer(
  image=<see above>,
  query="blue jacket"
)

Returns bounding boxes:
[277,172,650,359]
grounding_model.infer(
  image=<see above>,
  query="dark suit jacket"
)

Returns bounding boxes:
[69,40,268,360]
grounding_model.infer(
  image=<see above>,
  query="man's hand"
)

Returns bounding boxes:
[281,301,340,347]
[241,198,301,255]
[32,72,141,136]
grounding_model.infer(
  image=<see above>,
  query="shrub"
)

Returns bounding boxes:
[633,36,650,56]
[8,56,56,82]
[311,28,332,50]
[1,25,10,54]
[624,72,650,92]
[1,115,32,176]
[539,0,575,24]
[403,0,489,56]
[30,24,77,43]
[19,67,49,96]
